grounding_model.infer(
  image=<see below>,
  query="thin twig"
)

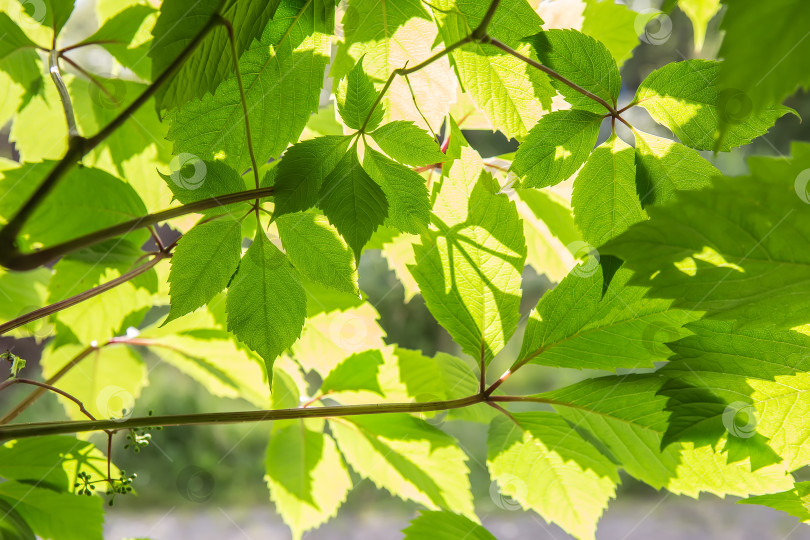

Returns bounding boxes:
[218,15,261,190]
[0,250,171,336]
[0,394,485,440]
[487,401,519,426]
[0,345,99,424]
[58,53,120,105]
[0,186,272,271]
[360,37,474,132]
[486,37,619,116]
[0,378,98,422]
[48,51,79,140]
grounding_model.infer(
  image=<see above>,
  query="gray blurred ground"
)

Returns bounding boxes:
[106,498,810,540]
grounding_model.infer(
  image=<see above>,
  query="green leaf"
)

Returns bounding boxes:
[634,59,794,151]
[517,259,696,371]
[581,0,640,67]
[678,0,721,52]
[395,348,495,423]
[319,148,388,259]
[431,0,555,138]
[511,109,602,189]
[48,260,154,344]
[540,375,795,497]
[0,436,117,494]
[0,13,38,61]
[166,218,243,323]
[362,148,430,234]
[336,57,382,131]
[0,499,35,540]
[226,231,307,377]
[167,0,333,172]
[0,481,103,540]
[526,29,621,114]
[11,164,148,250]
[272,135,352,217]
[40,343,148,421]
[718,0,810,127]
[149,0,280,110]
[739,482,810,523]
[411,166,526,365]
[74,4,155,53]
[292,303,386,376]
[142,308,271,408]
[66,74,173,212]
[332,0,455,129]
[0,267,50,340]
[660,320,810,471]
[379,232,421,302]
[277,212,358,294]
[603,143,810,329]
[633,129,718,207]
[329,414,476,519]
[158,158,245,208]
[403,511,496,540]
[572,133,646,246]
[487,412,620,540]
[370,121,446,167]
[265,425,351,540]
[516,188,581,282]
[320,349,384,396]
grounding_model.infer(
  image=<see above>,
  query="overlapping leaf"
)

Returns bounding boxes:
[150,0,280,110]
[411,144,525,364]
[526,29,620,114]
[329,414,476,518]
[517,258,696,371]
[510,109,601,189]
[168,0,332,172]
[226,231,307,377]
[572,134,646,246]
[604,143,810,329]
[431,0,554,138]
[540,375,795,497]
[635,60,794,151]
[487,412,620,540]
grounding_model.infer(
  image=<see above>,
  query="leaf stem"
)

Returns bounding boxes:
[359,37,474,132]
[0,345,100,424]
[218,15,261,190]
[48,50,79,140]
[0,378,98,423]
[0,249,171,336]
[485,37,620,116]
[0,14,221,268]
